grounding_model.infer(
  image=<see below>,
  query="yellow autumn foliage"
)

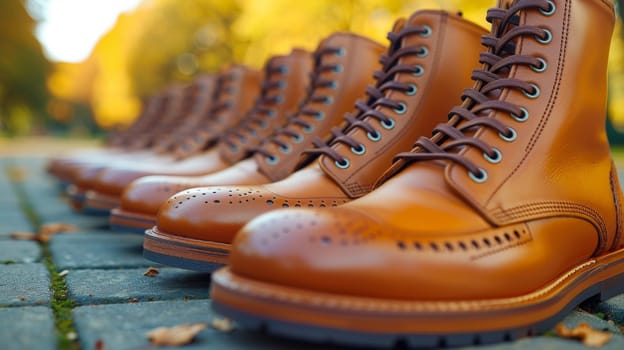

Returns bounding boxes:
[46,0,624,130]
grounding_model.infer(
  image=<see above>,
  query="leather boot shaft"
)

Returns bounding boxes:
[217,49,314,164]
[174,65,262,158]
[314,10,487,197]
[254,33,386,181]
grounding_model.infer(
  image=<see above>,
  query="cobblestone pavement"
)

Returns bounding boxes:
[2,156,624,349]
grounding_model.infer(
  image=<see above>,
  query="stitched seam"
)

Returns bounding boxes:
[491,200,607,251]
[610,166,622,250]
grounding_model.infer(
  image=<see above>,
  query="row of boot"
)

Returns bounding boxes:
[49,0,624,347]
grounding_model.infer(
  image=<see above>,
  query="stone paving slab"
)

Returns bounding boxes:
[0,240,41,263]
[67,267,209,305]
[0,306,56,350]
[72,300,624,350]
[591,294,624,325]
[50,231,158,269]
[0,263,50,306]
[73,299,342,350]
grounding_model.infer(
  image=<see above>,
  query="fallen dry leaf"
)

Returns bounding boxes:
[7,166,29,182]
[555,322,612,347]
[58,270,69,277]
[128,298,139,303]
[9,232,38,241]
[146,323,208,346]
[8,222,79,242]
[143,267,160,277]
[94,339,104,350]
[211,317,234,332]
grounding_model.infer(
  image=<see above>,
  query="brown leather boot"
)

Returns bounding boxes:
[211,0,624,347]
[63,72,235,212]
[48,86,174,185]
[80,51,312,213]
[111,32,386,233]
[142,10,486,270]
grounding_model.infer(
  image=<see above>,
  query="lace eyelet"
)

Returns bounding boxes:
[278,65,288,74]
[230,145,239,152]
[531,58,547,73]
[511,107,529,122]
[278,81,287,88]
[275,95,284,104]
[420,25,432,37]
[413,65,424,77]
[315,111,325,120]
[468,168,488,183]
[540,0,556,16]
[280,145,291,154]
[336,47,346,56]
[260,120,268,129]
[417,46,428,58]
[394,102,407,114]
[292,134,303,143]
[303,125,314,134]
[335,158,350,169]
[267,110,276,117]
[522,83,540,99]
[367,131,381,142]
[351,144,366,155]
[249,129,257,135]
[329,81,338,89]
[266,155,279,165]
[381,118,395,130]
[333,64,344,73]
[483,148,502,164]
[323,96,333,105]
[536,28,552,44]
[499,127,517,142]
[405,84,417,96]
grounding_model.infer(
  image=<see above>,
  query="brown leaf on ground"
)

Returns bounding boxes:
[145,323,208,346]
[40,222,78,233]
[37,222,79,242]
[211,317,235,332]
[128,298,139,303]
[555,322,612,347]
[7,166,29,182]
[9,232,38,241]
[143,267,160,277]
[94,339,104,350]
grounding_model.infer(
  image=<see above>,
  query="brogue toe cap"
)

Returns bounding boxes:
[122,176,202,215]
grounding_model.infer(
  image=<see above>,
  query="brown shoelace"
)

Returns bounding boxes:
[220,65,287,152]
[172,73,236,157]
[395,0,554,182]
[302,24,432,168]
[252,46,345,163]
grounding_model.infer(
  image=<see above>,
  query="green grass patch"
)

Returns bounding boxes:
[6,163,79,350]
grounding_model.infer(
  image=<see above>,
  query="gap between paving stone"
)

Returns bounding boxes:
[4,160,80,350]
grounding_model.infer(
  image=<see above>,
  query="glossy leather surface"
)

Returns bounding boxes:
[118,33,385,217]
[229,0,624,304]
[154,11,487,243]
[88,52,312,198]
